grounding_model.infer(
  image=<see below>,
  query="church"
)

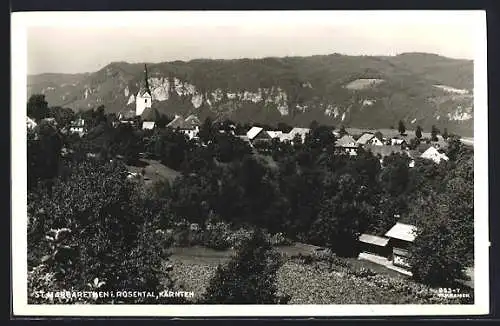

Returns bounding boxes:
[136,64,153,116]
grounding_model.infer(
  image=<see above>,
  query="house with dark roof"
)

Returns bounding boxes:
[118,109,137,124]
[358,233,391,258]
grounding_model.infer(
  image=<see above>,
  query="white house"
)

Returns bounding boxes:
[288,127,310,144]
[69,117,86,135]
[142,121,155,130]
[385,222,418,269]
[246,126,267,141]
[27,117,37,130]
[421,146,449,164]
[356,133,384,146]
[266,130,283,139]
[335,134,358,156]
[135,64,152,116]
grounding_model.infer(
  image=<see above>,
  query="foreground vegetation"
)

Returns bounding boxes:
[27,95,474,304]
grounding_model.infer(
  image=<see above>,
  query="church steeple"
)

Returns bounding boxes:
[143,64,151,95]
[136,63,153,116]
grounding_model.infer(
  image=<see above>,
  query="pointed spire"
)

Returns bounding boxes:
[144,64,150,94]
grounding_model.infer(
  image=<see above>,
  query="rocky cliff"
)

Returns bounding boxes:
[27,53,474,136]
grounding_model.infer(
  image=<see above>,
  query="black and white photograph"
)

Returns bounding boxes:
[12,10,489,316]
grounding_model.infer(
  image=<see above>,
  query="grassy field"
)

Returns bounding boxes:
[164,244,466,304]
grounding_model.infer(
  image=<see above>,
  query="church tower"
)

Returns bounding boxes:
[136,64,152,116]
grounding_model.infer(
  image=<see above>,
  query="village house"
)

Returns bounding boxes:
[246,126,272,144]
[363,144,412,166]
[287,127,310,144]
[356,133,384,147]
[358,233,391,258]
[266,130,283,139]
[69,117,86,136]
[167,114,201,140]
[140,107,161,130]
[389,137,408,147]
[384,222,418,269]
[117,109,136,125]
[420,146,449,164]
[335,134,358,156]
[27,116,37,130]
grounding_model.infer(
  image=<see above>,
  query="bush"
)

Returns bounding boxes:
[203,221,232,250]
[201,229,284,304]
[269,232,293,246]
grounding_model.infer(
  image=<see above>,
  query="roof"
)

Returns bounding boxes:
[184,115,201,128]
[278,133,294,142]
[364,145,405,157]
[266,130,283,138]
[247,126,264,140]
[359,234,390,247]
[385,222,418,242]
[421,146,449,163]
[356,133,375,145]
[289,127,310,139]
[141,107,161,122]
[142,121,155,130]
[27,117,37,128]
[118,109,136,120]
[167,115,185,129]
[335,134,357,147]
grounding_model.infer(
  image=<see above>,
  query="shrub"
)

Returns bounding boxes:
[203,221,232,250]
[201,229,284,304]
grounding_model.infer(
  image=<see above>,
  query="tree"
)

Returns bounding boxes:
[339,125,347,136]
[27,94,50,122]
[199,117,217,144]
[202,229,285,304]
[28,122,63,188]
[442,128,449,140]
[49,107,75,128]
[409,194,468,286]
[374,131,383,141]
[398,120,406,135]
[431,125,440,141]
[309,174,368,256]
[415,125,422,139]
[27,160,176,303]
[380,153,411,196]
[309,120,319,130]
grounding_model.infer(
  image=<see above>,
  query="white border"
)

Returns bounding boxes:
[12,10,489,317]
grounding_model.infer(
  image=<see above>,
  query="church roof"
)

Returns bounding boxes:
[141,107,161,122]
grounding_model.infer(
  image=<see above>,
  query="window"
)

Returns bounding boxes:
[145,99,147,103]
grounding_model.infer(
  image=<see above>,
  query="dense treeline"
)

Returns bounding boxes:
[27,95,474,300]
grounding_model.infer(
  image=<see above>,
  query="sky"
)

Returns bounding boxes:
[24,11,482,75]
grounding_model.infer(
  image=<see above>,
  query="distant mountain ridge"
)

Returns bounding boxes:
[27,52,474,137]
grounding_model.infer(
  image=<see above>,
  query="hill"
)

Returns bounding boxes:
[27,53,474,137]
